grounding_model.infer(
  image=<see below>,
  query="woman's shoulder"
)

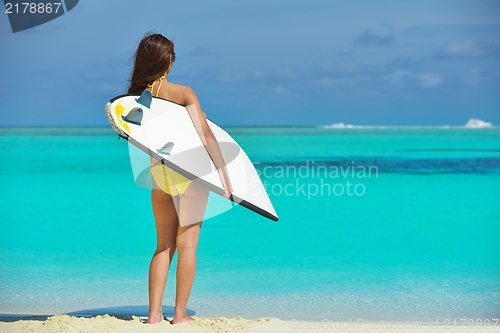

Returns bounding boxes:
[165,82,196,102]
[167,82,195,95]
[166,82,199,105]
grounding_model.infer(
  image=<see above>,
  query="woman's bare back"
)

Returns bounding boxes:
[152,81,193,107]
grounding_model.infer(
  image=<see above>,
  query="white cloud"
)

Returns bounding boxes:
[216,68,297,84]
[438,41,500,59]
[313,77,358,88]
[388,71,444,88]
[417,73,444,88]
[273,86,286,95]
[251,70,267,80]
[389,70,411,85]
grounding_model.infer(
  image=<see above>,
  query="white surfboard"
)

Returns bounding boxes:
[105,91,278,222]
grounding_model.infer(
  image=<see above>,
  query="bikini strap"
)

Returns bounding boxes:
[147,75,165,97]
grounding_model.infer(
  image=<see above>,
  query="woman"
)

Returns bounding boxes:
[127,33,233,324]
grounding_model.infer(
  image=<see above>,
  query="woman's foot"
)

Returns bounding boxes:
[172,307,195,324]
[146,312,165,324]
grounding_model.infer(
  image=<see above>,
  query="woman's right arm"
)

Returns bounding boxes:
[183,86,233,198]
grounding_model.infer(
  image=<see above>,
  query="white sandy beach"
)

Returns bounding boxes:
[1,314,499,333]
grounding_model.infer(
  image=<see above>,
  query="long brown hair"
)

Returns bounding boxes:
[128,32,175,94]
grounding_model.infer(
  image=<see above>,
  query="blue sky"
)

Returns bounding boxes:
[0,0,499,126]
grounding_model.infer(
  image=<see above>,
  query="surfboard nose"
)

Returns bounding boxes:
[121,107,143,125]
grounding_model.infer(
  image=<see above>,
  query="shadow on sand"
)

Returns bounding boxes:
[0,305,196,323]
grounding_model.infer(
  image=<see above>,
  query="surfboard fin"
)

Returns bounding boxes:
[136,90,152,108]
[121,107,143,125]
[156,142,174,156]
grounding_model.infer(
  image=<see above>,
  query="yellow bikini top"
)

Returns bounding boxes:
[147,75,165,97]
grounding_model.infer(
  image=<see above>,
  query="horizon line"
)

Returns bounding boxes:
[0,125,498,129]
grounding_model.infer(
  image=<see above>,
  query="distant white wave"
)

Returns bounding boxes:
[464,118,493,128]
[322,119,495,129]
[324,122,356,128]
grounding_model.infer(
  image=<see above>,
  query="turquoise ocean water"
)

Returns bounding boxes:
[0,127,499,321]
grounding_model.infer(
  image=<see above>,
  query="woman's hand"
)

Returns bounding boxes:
[219,168,233,199]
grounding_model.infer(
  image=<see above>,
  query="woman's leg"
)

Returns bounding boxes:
[147,186,180,324]
[173,180,209,323]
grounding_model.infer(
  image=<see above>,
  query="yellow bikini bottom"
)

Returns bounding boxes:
[150,164,192,196]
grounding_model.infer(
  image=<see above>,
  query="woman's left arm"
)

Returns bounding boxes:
[184,87,233,198]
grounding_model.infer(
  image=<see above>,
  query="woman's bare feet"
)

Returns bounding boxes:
[172,307,195,324]
[146,312,164,324]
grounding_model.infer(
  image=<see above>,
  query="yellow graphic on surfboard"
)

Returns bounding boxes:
[114,103,130,133]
